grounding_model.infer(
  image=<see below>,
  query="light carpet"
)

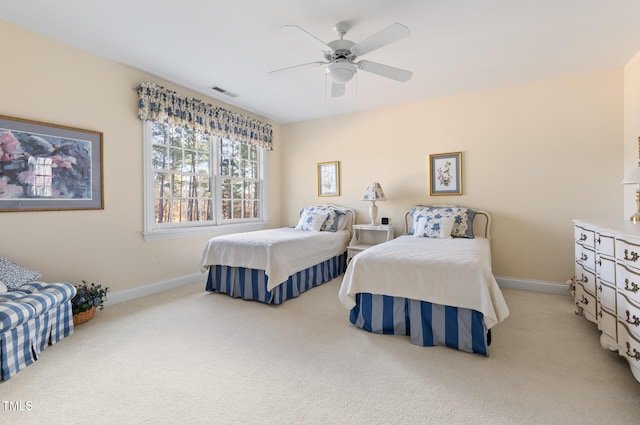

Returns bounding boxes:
[1,278,639,425]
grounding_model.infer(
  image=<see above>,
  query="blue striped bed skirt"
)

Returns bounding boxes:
[349,293,490,355]
[206,252,346,304]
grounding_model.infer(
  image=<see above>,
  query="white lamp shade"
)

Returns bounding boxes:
[327,62,356,84]
[623,166,640,185]
[362,182,386,201]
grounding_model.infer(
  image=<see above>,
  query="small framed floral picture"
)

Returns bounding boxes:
[429,152,462,196]
[317,161,340,196]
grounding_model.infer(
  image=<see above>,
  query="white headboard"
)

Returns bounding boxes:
[403,206,492,239]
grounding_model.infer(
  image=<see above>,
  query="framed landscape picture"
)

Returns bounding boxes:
[0,115,104,212]
[429,152,462,196]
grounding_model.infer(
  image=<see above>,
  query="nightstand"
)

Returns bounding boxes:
[347,224,394,262]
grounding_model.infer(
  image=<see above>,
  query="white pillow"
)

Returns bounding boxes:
[295,210,328,232]
[413,216,455,239]
[0,281,7,293]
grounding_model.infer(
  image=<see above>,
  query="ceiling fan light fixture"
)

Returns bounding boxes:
[327,61,355,83]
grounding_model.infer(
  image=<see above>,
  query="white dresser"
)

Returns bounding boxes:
[574,219,640,383]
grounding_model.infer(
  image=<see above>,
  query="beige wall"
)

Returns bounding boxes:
[282,69,624,283]
[624,51,640,217]
[0,21,282,292]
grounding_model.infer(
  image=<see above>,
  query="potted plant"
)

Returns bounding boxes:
[72,280,109,325]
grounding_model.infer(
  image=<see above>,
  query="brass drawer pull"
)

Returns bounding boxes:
[596,236,601,244]
[578,296,589,306]
[598,285,602,292]
[580,233,587,241]
[596,259,602,266]
[625,279,640,294]
[624,249,639,262]
[626,310,640,327]
[626,342,640,361]
[580,275,589,283]
[581,253,588,261]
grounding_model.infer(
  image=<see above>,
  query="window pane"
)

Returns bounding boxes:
[169,148,182,171]
[247,181,257,198]
[230,159,239,177]
[243,200,252,218]
[222,200,231,219]
[197,176,211,198]
[197,152,210,174]
[152,145,168,169]
[183,150,197,173]
[233,200,242,219]
[232,181,242,199]
[155,198,169,223]
[154,173,171,197]
[171,174,183,198]
[220,157,230,176]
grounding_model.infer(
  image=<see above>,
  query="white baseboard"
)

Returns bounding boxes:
[104,272,206,306]
[104,273,569,307]
[496,276,570,296]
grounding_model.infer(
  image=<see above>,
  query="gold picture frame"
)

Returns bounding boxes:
[429,152,462,196]
[317,161,340,197]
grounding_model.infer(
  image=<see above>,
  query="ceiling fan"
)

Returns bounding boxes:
[269,21,413,97]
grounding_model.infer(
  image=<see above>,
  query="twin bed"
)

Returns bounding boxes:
[200,204,509,355]
[200,204,355,304]
[339,205,509,355]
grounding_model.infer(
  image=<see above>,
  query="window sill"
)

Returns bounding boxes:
[143,221,271,241]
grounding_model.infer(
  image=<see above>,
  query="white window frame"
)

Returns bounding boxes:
[142,122,269,241]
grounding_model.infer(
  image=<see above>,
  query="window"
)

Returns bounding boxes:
[143,121,266,240]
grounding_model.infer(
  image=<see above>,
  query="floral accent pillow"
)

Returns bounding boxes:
[0,257,43,290]
[297,206,344,232]
[295,209,328,231]
[413,216,455,239]
[408,206,476,238]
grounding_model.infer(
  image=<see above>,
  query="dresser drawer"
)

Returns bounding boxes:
[598,281,616,314]
[596,233,615,257]
[596,255,615,286]
[575,226,595,249]
[618,293,640,339]
[576,244,596,273]
[617,321,640,369]
[575,263,596,295]
[616,264,640,305]
[616,238,640,272]
[575,283,596,322]
[599,307,617,346]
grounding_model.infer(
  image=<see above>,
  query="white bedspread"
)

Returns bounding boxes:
[338,235,510,329]
[200,228,351,291]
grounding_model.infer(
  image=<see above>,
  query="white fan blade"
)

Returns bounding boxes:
[331,82,345,97]
[281,25,331,51]
[351,23,410,57]
[358,60,412,82]
[269,61,326,77]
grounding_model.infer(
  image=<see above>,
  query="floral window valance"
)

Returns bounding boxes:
[136,82,273,150]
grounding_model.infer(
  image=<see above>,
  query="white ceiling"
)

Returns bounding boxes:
[2,0,640,124]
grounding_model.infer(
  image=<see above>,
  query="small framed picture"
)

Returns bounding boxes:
[429,152,462,196]
[317,161,340,197]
